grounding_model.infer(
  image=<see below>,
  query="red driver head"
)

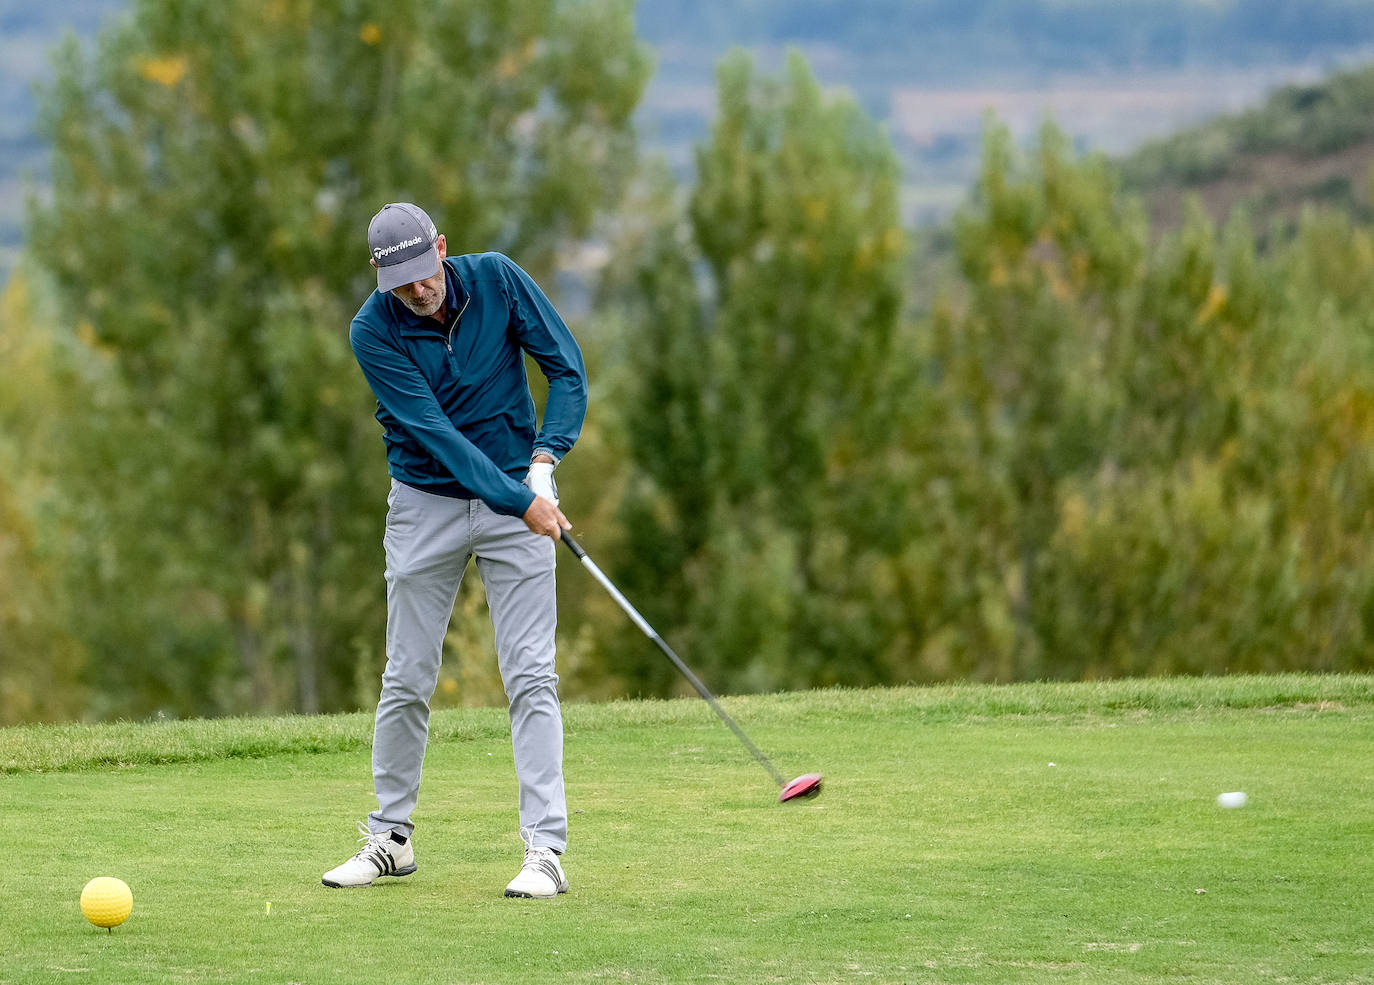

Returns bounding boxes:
[779,773,823,803]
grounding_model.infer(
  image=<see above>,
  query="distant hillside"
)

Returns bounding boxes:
[6,0,1374,282]
[636,0,1374,79]
[1121,61,1374,232]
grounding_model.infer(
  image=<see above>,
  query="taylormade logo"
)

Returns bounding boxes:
[374,236,424,260]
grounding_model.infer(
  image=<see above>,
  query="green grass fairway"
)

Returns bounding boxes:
[3,675,1373,984]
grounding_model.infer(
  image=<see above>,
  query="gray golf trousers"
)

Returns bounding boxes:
[368,478,567,853]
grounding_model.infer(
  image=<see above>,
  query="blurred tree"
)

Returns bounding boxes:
[26,0,650,717]
[924,122,1374,681]
[601,50,910,694]
[0,269,87,724]
[17,17,1374,722]
[600,82,1374,696]
[877,122,1137,682]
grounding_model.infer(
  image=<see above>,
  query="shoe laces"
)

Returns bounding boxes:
[519,826,554,865]
[352,820,390,860]
[517,826,564,889]
[519,825,539,859]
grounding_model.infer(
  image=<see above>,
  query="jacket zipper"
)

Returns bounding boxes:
[446,295,471,353]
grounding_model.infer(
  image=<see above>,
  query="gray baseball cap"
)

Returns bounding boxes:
[367,203,440,292]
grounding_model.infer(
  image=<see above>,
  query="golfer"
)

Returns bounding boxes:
[323,203,586,898]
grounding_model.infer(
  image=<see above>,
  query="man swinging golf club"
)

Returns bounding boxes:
[323,203,586,898]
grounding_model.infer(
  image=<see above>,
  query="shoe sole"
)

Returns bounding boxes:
[322,864,417,889]
[503,885,568,899]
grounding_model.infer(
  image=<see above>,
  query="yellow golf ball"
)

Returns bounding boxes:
[80,877,133,929]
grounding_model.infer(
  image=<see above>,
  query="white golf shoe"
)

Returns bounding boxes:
[322,821,417,888]
[504,843,569,898]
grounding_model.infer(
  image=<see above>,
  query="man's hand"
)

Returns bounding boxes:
[523,494,570,541]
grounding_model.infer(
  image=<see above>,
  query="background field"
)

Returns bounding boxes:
[3,675,1371,984]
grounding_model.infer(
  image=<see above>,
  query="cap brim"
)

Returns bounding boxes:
[376,245,440,292]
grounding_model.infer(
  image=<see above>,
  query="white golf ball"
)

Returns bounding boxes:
[1217,791,1248,809]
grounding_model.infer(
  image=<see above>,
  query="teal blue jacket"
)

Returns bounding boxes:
[349,252,587,516]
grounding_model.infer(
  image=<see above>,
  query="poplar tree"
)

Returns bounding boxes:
[28,0,650,715]
[605,51,909,693]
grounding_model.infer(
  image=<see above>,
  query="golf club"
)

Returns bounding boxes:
[560,529,823,803]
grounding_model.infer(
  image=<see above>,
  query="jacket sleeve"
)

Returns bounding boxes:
[498,255,588,462]
[349,322,536,517]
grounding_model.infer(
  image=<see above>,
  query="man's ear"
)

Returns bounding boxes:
[435,234,447,261]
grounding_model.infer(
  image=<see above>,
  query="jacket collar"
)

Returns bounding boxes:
[390,259,469,337]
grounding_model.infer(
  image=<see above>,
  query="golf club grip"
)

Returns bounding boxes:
[559,529,588,559]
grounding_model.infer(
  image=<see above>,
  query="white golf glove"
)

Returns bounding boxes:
[525,461,559,506]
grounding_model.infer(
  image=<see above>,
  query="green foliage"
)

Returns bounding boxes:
[13,26,1374,722]
[24,0,650,718]
[603,50,908,694]
[908,121,1374,681]
[0,270,87,724]
[605,85,1374,695]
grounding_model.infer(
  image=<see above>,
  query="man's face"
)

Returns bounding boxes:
[371,232,448,317]
[392,264,447,317]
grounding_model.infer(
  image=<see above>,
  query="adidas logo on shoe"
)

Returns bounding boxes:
[322,821,417,888]
[504,844,569,899]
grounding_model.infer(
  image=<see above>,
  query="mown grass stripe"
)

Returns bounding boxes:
[2,673,1370,775]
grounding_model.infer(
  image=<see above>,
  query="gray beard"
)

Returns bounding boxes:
[399,273,446,317]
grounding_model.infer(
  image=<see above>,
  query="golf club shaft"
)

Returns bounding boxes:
[560,530,787,788]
